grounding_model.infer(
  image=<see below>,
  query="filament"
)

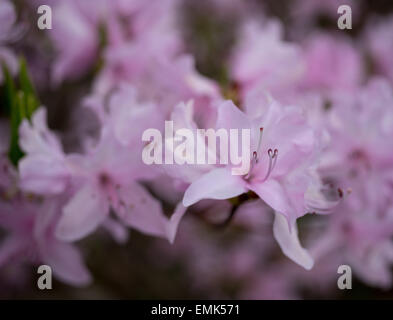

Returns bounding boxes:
[256,127,264,155]
[262,148,278,181]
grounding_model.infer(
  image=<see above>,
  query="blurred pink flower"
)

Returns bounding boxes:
[50,0,181,85]
[230,20,305,99]
[55,86,173,242]
[301,33,364,93]
[19,108,71,195]
[0,0,20,83]
[94,52,221,118]
[366,15,393,85]
[0,196,91,286]
[49,0,103,84]
[313,78,393,287]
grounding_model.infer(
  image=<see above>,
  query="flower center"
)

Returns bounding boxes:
[245,127,278,181]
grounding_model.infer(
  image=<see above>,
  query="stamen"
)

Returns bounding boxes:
[244,128,278,182]
[245,151,258,180]
[262,148,278,181]
[256,127,264,155]
[305,183,348,214]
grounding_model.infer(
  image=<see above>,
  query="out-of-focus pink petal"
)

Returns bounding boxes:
[0,0,16,41]
[0,236,25,267]
[0,48,18,82]
[102,217,129,244]
[40,241,92,287]
[18,108,69,194]
[56,184,109,241]
[19,155,69,194]
[115,182,168,239]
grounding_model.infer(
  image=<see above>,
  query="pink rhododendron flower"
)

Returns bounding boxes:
[0,0,20,82]
[18,108,71,195]
[301,33,364,94]
[312,78,393,287]
[0,196,91,286]
[366,15,393,85]
[49,0,103,84]
[94,53,221,119]
[163,97,336,269]
[230,20,305,99]
[54,129,170,242]
[182,99,325,221]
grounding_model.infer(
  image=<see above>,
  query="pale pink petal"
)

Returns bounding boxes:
[273,212,314,270]
[40,241,92,287]
[102,217,129,244]
[50,1,98,84]
[0,236,25,267]
[115,183,168,239]
[0,0,16,41]
[56,184,109,241]
[0,48,18,82]
[19,155,69,194]
[250,179,292,218]
[183,168,247,207]
[19,108,64,156]
[216,100,251,131]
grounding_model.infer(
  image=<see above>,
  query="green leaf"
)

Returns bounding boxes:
[8,91,25,166]
[3,58,40,166]
[19,58,36,99]
[19,57,39,118]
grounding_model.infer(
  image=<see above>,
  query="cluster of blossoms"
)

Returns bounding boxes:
[1,0,393,298]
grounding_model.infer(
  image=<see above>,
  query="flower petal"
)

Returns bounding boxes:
[56,184,109,241]
[40,241,92,287]
[166,203,187,244]
[183,168,246,207]
[216,100,251,131]
[250,179,292,218]
[273,212,314,270]
[19,154,69,194]
[115,183,169,239]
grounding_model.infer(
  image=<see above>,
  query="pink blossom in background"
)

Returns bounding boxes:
[0,0,20,82]
[301,33,364,94]
[312,78,393,288]
[230,19,305,100]
[18,108,71,195]
[366,15,393,85]
[0,196,91,286]
[49,0,101,84]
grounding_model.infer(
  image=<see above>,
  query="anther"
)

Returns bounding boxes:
[256,127,264,155]
[263,148,278,181]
